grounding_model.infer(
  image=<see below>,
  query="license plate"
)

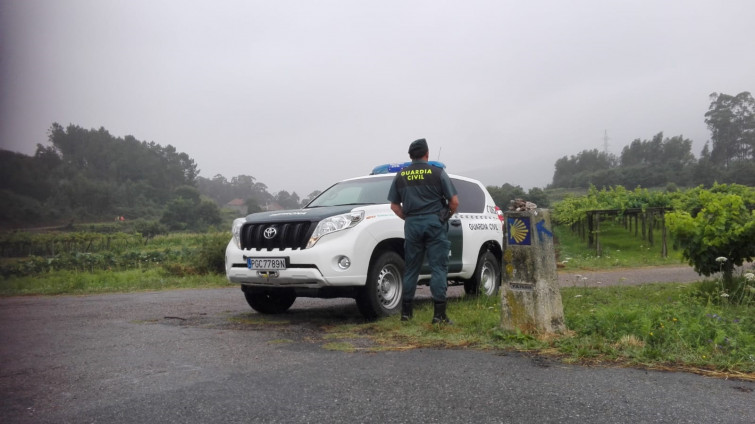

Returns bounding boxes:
[247,257,287,270]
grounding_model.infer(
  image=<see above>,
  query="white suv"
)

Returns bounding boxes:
[225,163,504,319]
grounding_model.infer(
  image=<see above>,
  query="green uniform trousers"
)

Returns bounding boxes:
[402,214,450,302]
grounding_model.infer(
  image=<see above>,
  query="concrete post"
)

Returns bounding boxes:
[500,209,566,334]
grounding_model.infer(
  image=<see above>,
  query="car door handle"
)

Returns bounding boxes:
[449,219,461,226]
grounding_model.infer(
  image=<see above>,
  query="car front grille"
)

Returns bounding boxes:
[240,222,314,251]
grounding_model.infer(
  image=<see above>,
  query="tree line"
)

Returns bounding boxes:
[0,122,540,231]
[550,92,755,189]
[196,174,321,213]
[2,91,750,230]
[0,124,321,230]
[1,124,202,228]
[486,184,550,210]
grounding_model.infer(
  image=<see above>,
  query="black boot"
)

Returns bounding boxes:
[431,301,453,325]
[401,300,413,321]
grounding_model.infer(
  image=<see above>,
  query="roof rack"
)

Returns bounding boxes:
[370,161,446,175]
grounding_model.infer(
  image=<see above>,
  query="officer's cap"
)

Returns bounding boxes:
[408,138,428,157]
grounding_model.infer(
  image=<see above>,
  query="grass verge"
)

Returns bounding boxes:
[324,283,755,380]
[0,268,231,295]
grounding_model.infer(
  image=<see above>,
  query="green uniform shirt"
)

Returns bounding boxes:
[387,160,457,216]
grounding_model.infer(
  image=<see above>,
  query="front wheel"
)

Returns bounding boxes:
[464,251,501,296]
[242,287,296,314]
[356,251,404,319]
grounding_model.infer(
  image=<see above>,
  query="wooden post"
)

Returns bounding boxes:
[575,220,584,241]
[587,212,594,248]
[641,213,647,241]
[647,210,654,246]
[580,218,586,241]
[595,212,602,257]
[661,210,668,258]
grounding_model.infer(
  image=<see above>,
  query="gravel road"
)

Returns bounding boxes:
[1,267,753,423]
[557,264,711,287]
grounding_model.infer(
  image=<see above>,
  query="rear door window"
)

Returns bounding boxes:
[452,178,485,213]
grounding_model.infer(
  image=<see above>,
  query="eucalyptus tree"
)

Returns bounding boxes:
[704,91,755,167]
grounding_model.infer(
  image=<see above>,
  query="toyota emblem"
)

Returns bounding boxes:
[263,226,278,239]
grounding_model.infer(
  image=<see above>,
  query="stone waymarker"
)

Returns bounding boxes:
[500,209,565,334]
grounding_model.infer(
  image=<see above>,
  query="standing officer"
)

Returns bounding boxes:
[387,138,459,324]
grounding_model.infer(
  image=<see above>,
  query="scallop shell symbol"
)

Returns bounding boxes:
[509,218,529,243]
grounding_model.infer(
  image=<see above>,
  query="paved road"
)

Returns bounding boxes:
[1,282,753,423]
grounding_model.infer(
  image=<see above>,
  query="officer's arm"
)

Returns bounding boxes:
[448,195,459,216]
[390,202,405,220]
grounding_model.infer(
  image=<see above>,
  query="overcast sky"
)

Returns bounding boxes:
[1,1,753,197]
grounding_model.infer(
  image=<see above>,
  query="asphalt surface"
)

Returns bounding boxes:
[1,270,754,423]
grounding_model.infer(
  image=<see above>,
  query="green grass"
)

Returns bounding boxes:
[324,284,755,379]
[0,268,231,295]
[554,220,685,270]
[559,284,754,374]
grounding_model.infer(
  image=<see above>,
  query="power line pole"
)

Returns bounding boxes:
[603,129,610,154]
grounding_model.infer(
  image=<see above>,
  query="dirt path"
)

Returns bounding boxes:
[557,264,710,288]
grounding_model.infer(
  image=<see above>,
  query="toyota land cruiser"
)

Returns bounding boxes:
[225,163,504,319]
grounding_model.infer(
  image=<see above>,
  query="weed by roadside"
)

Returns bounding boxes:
[560,284,754,374]
[325,283,755,379]
[0,268,231,295]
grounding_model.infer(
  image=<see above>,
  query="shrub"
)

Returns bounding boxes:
[193,233,228,274]
[666,184,755,297]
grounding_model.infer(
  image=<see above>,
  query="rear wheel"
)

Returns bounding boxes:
[464,251,501,296]
[242,287,296,314]
[356,251,404,319]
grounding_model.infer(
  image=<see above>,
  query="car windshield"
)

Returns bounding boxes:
[307,176,393,207]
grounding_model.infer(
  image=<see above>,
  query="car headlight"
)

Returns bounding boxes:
[231,218,246,249]
[307,211,365,248]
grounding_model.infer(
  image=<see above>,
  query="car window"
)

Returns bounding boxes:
[452,178,485,213]
[307,175,486,212]
[307,177,393,207]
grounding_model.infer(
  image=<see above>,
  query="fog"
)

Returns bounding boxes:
[2,0,753,195]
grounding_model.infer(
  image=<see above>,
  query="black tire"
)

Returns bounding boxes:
[464,251,501,296]
[356,251,404,319]
[242,287,296,314]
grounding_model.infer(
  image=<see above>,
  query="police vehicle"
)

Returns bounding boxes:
[225,162,504,319]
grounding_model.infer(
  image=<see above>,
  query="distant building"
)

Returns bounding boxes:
[226,198,246,214]
[226,198,284,214]
[264,201,284,211]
